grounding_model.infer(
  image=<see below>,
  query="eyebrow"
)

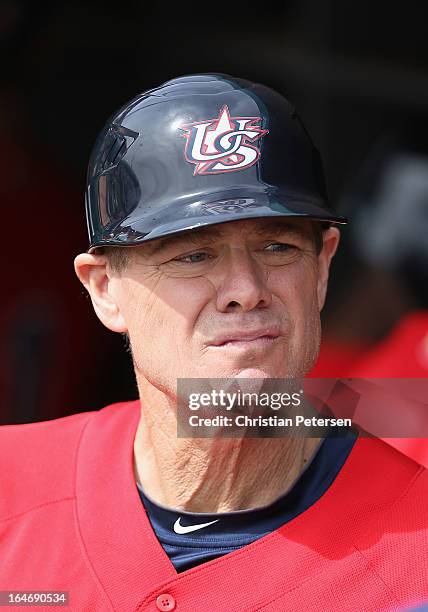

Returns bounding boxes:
[142,219,311,256]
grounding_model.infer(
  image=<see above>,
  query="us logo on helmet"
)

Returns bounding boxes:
[181,105,268,175]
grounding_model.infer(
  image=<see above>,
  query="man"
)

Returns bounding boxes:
[0,74,427,612]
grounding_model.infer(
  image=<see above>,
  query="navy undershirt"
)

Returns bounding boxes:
[136,427,358,573]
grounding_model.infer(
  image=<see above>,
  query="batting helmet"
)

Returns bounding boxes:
[85,73,347,252]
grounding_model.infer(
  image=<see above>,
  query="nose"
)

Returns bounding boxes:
[214,246,272,313]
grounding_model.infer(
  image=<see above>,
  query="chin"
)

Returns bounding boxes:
[196,360,293,381]
[234,368,276,379]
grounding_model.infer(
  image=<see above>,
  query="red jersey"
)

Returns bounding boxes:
[350,311,428,468]
[0,400,427,611]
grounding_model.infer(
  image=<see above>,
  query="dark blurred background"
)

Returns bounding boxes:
[1,1,427,439]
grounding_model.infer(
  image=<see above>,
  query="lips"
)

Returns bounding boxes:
[211,329,280,347]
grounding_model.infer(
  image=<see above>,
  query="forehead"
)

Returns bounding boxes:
[141,218,314,255]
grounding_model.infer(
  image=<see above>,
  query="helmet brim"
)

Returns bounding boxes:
[88,188,347,252]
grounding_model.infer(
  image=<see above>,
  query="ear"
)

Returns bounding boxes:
[316,227,341,311]
[74,252,127,333]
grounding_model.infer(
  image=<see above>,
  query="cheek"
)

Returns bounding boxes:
[273,260,319,319]
[121,284,157,338]
[295,260,320,313]
[293,268,322,368]
[122,276,212,368]
[272,263,321,370]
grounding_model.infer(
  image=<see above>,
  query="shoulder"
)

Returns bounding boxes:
[378,436,428,512]
[351,435,428,505]
[351,437,428,599]
[0,400,138,521]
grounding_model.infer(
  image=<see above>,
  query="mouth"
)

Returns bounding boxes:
[212,333,281,349]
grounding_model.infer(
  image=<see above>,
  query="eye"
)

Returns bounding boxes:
[264,242,296,252]
[257,242,301,266]
[173,251,212,264]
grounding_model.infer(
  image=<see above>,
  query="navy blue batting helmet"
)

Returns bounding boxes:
[85,73,347,251]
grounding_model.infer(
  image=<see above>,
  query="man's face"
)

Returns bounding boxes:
[91,218,339,392]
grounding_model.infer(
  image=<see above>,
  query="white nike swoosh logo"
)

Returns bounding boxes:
[173,517,219,534]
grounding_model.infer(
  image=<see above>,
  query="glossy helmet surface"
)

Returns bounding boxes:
[85,73,347,251]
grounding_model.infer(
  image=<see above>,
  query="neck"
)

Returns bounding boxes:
[133,380,322,513]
